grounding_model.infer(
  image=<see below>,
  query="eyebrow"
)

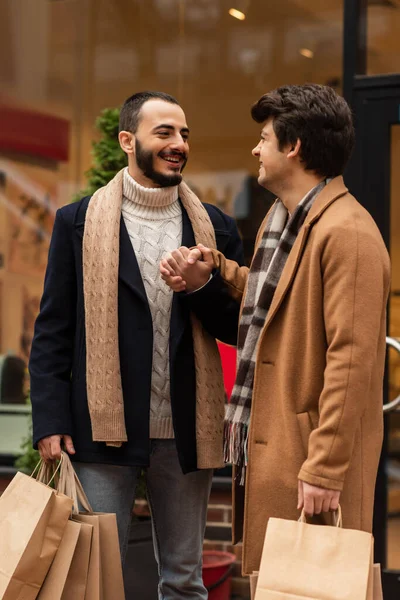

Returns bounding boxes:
[261,130,269,138]
[153,124,190,134]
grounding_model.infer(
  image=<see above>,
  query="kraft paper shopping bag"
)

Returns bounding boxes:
[61,520,93,600]
[74,513,102,600]
[37,519,81,600]
[58,452,125,600]
[252,561,383,600]
[372,564,383,600]
[255,507,373,600]
[97,513,125,600]
[0,467,72,600]
[35,459,94,600]
[250,571,259,600]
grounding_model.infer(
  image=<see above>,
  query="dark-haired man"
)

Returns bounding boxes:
[29,91,244,598]
[161,84,390,575]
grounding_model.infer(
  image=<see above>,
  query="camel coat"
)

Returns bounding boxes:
[214,177,390,575]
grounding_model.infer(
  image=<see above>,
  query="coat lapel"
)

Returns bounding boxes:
[170,203,196,359]
[75,213,148,305]
[76,198,204,348]
[118,216,149,305]
[180,200,196,251]
[259,176,348,335]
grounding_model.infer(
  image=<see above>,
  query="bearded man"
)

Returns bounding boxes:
[29,91,244,599]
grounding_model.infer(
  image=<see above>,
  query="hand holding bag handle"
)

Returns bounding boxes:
[34,452,93,514]
[58,451,93,514]
[298,504,343,527]
[33,453,64,488]
[297,505,382,600]
[255,503,373,600]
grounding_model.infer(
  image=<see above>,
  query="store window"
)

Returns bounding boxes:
[368,0,400,76]
[0,0,344,452]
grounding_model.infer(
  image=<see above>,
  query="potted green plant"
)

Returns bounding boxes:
[73,108,127,201]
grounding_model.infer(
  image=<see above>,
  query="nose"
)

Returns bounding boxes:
[170,136,188,154]
[252,143,261,157]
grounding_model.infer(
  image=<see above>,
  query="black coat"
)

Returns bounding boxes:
[29,196,244,473]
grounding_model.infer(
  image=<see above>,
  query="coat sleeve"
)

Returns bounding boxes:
[209,207,272,302]
[298,219,390,491]
[29,209,77,447]
[182,215,246,345]
[211,249,249,303]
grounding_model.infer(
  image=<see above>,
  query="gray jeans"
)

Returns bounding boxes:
[74,440,213,600]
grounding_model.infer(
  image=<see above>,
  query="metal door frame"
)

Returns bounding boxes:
[344,2,400,595]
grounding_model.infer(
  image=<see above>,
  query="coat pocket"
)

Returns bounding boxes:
[296,411,313,458]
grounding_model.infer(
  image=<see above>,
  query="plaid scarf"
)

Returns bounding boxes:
[224,180,328,484]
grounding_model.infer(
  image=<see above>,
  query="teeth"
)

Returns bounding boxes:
[163,156,180,163]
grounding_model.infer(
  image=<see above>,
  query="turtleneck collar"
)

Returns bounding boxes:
[123,167,179,208]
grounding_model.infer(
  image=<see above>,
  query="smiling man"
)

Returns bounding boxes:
[29,91,244,599]
[160,84,391,576]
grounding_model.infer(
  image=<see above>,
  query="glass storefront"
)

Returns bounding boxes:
[367,0,400,76]
[0,0,345,414]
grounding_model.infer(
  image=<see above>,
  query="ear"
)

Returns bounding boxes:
[287,138,301,159]
[118,130,135,155]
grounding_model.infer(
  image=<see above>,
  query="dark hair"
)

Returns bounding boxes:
[119,91,179,133]
[251,84,355,177]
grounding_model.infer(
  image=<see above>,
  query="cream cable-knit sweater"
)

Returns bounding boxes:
[121,168,182,438]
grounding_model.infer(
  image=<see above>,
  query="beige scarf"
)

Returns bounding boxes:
[83,169,218,447]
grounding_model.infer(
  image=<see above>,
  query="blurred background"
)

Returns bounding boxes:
[0,1,400,597]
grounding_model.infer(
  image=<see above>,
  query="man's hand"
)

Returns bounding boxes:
[298,480,340,516]
[38,434,75,463]
[160,263,186,292]
[160,244,215,293]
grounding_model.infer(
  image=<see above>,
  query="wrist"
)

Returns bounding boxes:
[186,274,213,293]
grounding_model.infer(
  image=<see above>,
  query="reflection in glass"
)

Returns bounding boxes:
[0,0,345,452]
[368,0,400,76]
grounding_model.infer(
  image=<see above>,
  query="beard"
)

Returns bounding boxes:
[135,139,187,188]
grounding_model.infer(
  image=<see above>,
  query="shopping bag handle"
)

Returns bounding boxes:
[298,504,342,528]
[32,452,93,514]
[58,451,94,515]
[32,453,64,488]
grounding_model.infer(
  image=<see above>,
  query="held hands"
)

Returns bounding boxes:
[160,244,215,292]
[38,434,75,463]
[298,480,341,517]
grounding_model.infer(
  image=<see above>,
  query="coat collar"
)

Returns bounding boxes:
[259,176,348,336]
[306,175,348,225]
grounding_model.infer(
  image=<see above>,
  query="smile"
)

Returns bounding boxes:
[160,153,185,166]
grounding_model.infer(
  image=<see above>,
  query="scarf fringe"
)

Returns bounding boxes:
[224,419,249,485]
